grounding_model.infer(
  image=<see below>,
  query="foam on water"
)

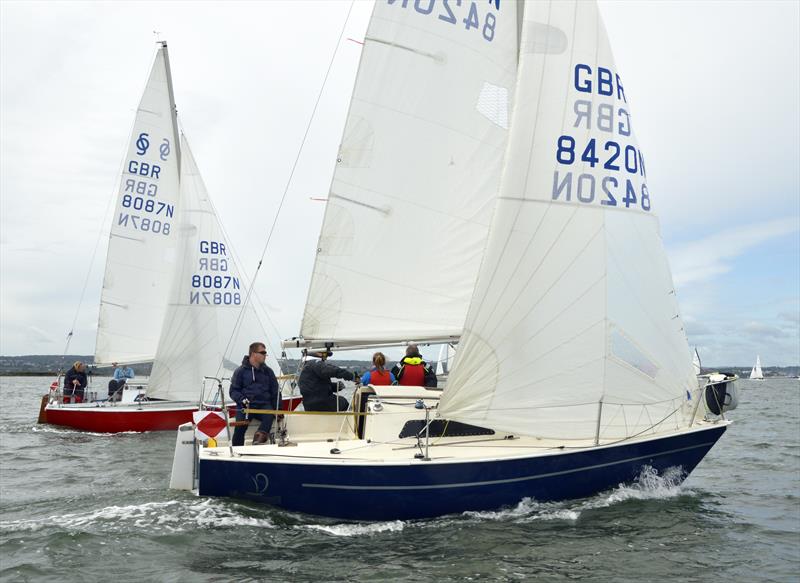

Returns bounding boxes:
[300,520,406,537]
[0,498,274,534]
[461,465,691,524]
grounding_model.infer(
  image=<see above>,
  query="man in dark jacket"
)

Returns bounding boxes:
[298,351,355,411]
[391,344,437,387]
[64,361,88,403]
[229,342,280,446]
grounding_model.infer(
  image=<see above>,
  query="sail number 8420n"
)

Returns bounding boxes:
[387,0,498,42]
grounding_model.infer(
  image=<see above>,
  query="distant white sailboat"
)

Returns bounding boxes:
[435,343,457,377]
[749,355,765,380]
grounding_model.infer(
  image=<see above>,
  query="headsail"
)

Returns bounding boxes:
[148,136,282,401]
[440,0,697,441]
[298,0,519,346]
[94,43,181,364]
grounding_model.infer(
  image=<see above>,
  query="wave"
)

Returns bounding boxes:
[0,498,274,534]
[461,465,691,523]
[299,520,405,537]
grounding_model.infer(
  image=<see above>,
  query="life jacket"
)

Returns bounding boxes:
[368,369,392,386]
[398,357,425,386]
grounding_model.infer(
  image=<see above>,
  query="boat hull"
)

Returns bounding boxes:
[41,395,302,433]
[42,402,198,432]
[198,424,727,520]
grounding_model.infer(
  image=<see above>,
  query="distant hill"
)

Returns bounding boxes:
[0,355,372,376]
[2,355,797,378]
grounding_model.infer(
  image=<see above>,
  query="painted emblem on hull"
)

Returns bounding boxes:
[249,473,269,495]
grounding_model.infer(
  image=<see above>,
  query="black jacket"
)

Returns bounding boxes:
[298,360,354,405]
[64,367,88,394]
[229,356,280,408]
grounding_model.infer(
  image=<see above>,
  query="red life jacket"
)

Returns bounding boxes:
[369,369,392,386]
[398,360,425,386]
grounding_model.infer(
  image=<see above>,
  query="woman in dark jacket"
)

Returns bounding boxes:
[64,361,88,403]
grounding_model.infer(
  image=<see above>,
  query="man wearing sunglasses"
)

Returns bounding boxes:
[229,342,280,445]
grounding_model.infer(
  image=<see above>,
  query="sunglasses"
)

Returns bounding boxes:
[256,351,267,355]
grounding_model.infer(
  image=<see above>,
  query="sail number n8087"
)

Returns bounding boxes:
[189,292,241,305]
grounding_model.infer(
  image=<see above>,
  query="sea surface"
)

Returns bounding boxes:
[1,376,798,582]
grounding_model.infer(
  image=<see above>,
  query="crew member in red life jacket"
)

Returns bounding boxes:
[360,352,396,386]
[391,344,437,387]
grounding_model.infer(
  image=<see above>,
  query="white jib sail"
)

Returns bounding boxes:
[148,136,282,401]
[299,0,520,345]
[440,0,698,441]
[95,44,181,365]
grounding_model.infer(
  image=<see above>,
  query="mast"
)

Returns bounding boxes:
[160,41,182,176]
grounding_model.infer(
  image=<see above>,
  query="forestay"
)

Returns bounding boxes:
[299,0,519,345]
[440,0,697,441]
[95,45,181,364]
[148,137,282,401]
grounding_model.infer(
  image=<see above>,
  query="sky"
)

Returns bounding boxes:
[1,0,798,368]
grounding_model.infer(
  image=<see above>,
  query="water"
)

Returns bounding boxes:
[1,377,798,582]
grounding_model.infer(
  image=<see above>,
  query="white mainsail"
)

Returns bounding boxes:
[749,355,763,379]
[148,136,282,401]
[95,44,181,365]
[299,0,519,346]
[440,0,697,441]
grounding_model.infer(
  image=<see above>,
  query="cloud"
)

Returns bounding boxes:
[779,310,800,324]
[743,321,790,339]
[683,319,714,337]
[670,218,800,287]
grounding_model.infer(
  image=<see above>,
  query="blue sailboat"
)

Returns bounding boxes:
[178,0,738,520]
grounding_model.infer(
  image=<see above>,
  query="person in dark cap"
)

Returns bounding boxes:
[298,350,355,411]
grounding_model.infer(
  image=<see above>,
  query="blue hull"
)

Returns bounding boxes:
[198,424,727,520]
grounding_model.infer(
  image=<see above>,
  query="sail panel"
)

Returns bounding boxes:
[148,137,282,401]
[300,0,519,344]
[94,47,181,364]
[440,0,696,440]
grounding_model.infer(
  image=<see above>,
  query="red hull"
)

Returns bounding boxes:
[41,395,303,433]
[43,404,198,432]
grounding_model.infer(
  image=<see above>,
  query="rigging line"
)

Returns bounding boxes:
[218,0,356,371]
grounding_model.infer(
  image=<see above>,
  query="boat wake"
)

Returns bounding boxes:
[28,425,141,437]
[300,520,405,537]
[0,498,274,534]
[463,465,692,523]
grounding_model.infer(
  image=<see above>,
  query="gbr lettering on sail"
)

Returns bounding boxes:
[552,64,651,212]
